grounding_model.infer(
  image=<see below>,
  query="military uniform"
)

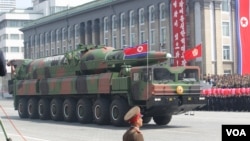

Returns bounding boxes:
[123,106,144,141]
[123,126,144,141]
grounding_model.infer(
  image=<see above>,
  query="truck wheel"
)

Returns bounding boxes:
[38,98,50,120]
[18,98,28,118]
[50,98,63,121]
[110,98,129,126]
[153,115,172,125]
[93,98,110,125]
[76,98,93,123]
[142,116,152,124]
[27,98,38,119]
[63,98,76,122]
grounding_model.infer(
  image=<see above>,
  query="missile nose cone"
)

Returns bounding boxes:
[166,53,172,58]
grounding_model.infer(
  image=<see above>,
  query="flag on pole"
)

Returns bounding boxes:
[123,43,148,59]
[184,44,202,61]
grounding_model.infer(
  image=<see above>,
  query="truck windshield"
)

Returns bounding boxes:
[153,68,175,81]
[178,68,199,82]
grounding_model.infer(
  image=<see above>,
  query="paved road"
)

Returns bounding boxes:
[0,98,249,141]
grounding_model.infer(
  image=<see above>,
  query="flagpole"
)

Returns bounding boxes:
[200,42,203,82]
[147,40,149,100]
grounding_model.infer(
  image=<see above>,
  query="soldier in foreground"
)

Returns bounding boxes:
[123,106,144,141]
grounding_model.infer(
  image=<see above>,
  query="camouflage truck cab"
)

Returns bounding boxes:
[8,44,205,127]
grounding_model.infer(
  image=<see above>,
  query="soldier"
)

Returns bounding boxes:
[123,106,144,141]
[0,50,6,76]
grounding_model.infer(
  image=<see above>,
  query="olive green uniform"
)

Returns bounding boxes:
[123,127,144,141]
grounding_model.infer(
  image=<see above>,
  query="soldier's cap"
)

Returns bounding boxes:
[124,106,142,123]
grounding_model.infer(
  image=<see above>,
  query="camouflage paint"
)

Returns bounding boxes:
[8,45,205,119]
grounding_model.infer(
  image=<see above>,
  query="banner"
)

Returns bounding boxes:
[123,43,148,59]
[184,44,202,61]
[171,0,187,66]
[236,0,250,74]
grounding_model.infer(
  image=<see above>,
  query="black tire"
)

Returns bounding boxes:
[142,116,152,124]
[63,98,76,122]
[93,98,110,125]
[38,98,50,120]
[50,98,63,121]
[76,98,93,123]
[18,98,28,118]
[153,115,172,125]
[110,98,129,126]
[27,98,38,119]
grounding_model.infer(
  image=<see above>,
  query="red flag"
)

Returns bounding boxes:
[123,43,148,58]
[184,44,202,61]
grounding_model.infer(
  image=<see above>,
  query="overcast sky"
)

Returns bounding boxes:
[16,0,32,8]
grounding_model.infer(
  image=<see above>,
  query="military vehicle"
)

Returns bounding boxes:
[7,44,205,126]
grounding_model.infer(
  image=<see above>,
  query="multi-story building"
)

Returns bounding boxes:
[0,9,43,93]
[20,0,236,76]
[32,0,94,16]
[0,0,15,13]
[0,0,94,93]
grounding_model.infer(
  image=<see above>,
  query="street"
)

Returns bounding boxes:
[0,98,249,141]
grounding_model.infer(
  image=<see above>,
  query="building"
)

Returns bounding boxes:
[20,0,236,76]
[32,0,94,16]
[0,0,15,13]
[0,8,43,93]
[0,0,94,93]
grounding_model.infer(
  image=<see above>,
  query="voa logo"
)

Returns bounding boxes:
[226,129,246,136]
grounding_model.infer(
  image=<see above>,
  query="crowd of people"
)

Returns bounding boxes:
[200,74,250,111]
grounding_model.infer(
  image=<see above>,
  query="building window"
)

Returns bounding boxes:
[130,11,135,26]
[139,8,145,25]
[121,35,126,48]
[104,38,108,46]
[160,3,166,20]
[35,35,39,46]
[46,50,49,57]
[222,0,229,12]
[68,26,73,40]
[51,49,54,56]
[120,13,125,28]
[40,33,44,45]
[149,5,155,22]
[45,32,49,44]
[51,31,55,42]
[63,28,67,40]
[112,36,117,49]
[222,22,230,36]
[224,70,231,74]
[140,31,145,44]
[160,27,167,44]
[130,33,135,46]
[57,48,60,54]
[112,15,117,30]
[3,34,8,39]
[3,47,8,52]
[10,47,19,52]
[75,24,80,37]
[104,17,108,32]
[56,29,60,42]
[150,30,155,45]
[223,45,231,60]
[10,34,19,40]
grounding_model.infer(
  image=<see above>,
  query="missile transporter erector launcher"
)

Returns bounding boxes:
[8,44,205,126]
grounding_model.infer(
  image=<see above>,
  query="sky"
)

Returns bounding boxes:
[16,0,32,8]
